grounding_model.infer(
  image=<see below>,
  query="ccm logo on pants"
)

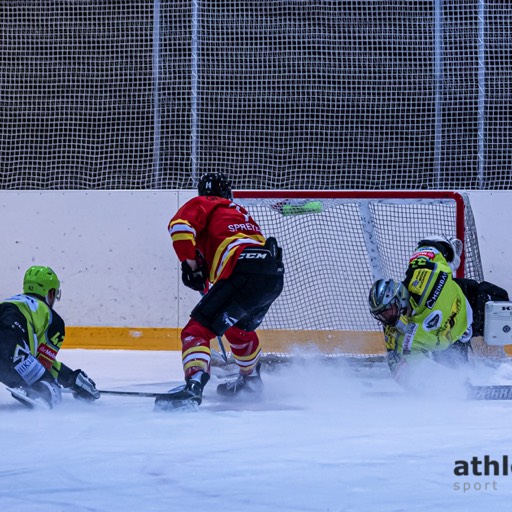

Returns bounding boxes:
[238,253,268,260]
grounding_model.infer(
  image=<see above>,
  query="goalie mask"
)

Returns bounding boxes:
[197,172,232,200]
[416,234,463,273]
[368,279,410,327]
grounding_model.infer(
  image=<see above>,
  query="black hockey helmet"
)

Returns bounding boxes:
[197,172,232,200]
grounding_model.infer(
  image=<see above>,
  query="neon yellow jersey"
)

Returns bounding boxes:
[4,294,66,380]
[383,246,473,373]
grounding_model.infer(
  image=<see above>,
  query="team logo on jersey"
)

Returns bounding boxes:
[402,324,417,354]
[13,340,30,364]
[423,310,442,331]
[426,272,448,309]
[409,250,436,263]
[37,343,57,362]
[410,269,430,296]
[436,296,463,340]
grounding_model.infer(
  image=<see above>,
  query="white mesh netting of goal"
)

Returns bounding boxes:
[223,190,501,363]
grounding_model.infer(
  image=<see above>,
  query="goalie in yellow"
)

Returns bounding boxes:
[368,235,508,391]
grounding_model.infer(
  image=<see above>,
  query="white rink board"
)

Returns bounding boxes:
[468,191,512,290]
[0,190,193,327]
[0,190,509,328]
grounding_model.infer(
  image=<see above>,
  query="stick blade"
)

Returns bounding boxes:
[467,385,512,400]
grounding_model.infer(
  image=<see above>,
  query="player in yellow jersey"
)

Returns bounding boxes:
[0,266,99,408]
[368,235,508,390]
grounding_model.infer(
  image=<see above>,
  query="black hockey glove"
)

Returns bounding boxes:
[181,260,207,291]
[67,369,100,401]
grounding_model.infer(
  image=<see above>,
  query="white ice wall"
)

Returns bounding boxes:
[0,190,194,327]
[0,190,509,327]
[468,191,511,288]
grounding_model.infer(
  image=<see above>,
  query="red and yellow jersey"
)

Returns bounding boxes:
[168,195,266,284]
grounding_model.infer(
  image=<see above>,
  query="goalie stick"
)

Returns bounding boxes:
[9,383,512,402]
[467,385,512,400]
[96,384,512,401]
[366,385,512,401]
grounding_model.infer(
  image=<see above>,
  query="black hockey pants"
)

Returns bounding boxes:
[191,237,284,336]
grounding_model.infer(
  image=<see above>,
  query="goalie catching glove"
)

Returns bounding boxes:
[59,368,100,401]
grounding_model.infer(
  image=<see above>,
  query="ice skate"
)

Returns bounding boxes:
[217,363,263,397]
[154,372,209,411]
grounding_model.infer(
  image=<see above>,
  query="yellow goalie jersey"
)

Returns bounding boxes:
[384,246,473,375]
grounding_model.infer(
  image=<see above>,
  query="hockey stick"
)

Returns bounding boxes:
[365,385,512,401]
[215,334,228,363]
[98,389,163,398]
[467,385,512,400]
[198,290,228,363]
[97,385,512,401]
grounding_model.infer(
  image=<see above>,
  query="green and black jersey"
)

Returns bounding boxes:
[0,293,68,381]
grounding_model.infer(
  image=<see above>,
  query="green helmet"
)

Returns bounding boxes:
[23,266,61,300]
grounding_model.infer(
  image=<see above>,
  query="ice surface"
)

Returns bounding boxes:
[2,349,512,512]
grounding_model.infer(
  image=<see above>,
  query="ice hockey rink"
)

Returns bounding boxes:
[2,349,512,512]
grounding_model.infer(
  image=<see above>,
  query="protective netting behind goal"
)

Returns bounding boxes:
[2,2,512,190]
[235,191,483,333]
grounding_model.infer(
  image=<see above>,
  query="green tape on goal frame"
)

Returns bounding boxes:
[281,201,323,215]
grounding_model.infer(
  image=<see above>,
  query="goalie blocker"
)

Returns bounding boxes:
[453,278,509,346]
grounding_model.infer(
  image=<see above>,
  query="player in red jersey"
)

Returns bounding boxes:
[155,173,284,410]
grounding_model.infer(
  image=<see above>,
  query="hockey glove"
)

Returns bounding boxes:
[68,369,100,401]
[181,260,207,291]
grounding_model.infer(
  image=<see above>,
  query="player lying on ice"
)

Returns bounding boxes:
[368,235,509,393]
[0,266,100,409]
[155,172,284,411]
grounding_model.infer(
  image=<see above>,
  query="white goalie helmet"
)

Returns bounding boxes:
[416,234,463,273]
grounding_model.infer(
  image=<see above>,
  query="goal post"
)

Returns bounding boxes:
[232,190,485,357]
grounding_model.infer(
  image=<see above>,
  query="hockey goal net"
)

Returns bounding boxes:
[232,190,495,360]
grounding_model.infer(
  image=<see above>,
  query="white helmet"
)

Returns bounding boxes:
[416,234,463,273]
